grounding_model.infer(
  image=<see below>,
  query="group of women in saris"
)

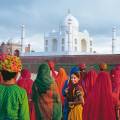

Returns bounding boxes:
[61,63,120,120]
[1,54,120,120]
[14,61,120,120]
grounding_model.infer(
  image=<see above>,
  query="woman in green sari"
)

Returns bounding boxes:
[32,63,62,120]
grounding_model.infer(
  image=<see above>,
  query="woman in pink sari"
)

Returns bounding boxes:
[83,71,116,120]
[17,68,36,120]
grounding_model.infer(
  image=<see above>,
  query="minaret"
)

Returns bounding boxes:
[68,9,71,14]
[21,24,25,53]
[112,26,116,54]
[90,38,93,53]
[67,9,73,54]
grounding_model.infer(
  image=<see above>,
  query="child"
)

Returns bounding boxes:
[64,66,84,120]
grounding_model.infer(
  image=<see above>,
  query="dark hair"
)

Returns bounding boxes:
[1,70,17,81]
[71,72,80,79]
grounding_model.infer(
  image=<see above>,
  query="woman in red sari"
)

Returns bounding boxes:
[84,68,97,97]
[17,68,35,120]
[48,60,58,79]
[111,65,120,120]
[83,71,116,120]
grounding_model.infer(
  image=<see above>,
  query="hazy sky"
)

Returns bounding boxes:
[0,0,120,53]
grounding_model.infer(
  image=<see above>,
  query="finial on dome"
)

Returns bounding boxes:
[67,9,71,14]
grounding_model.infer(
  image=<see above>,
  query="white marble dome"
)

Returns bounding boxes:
[64,13,79,27]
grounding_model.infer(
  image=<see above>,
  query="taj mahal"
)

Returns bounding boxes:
[44,11,93,55]
[22,11,93,56]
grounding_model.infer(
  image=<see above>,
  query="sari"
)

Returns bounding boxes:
[68,84,84,120]
[83,71,116,120]
[84,69,97,97]
[111,66,120,119]
[56,68,68,105]
[32,63,62,120]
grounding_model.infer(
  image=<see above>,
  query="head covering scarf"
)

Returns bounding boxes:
[84,69,97,97]
[79,63,86,71]
[48,60,58,79]
[83,71,116,120]
[99,63,107,71]
[33,63,53,95]
[0,54,22,72]
[56,68,68,105]
[115,64,120,71]
[70,66,80,76]
[17,68,33,95]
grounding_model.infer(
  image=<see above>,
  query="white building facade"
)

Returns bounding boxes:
[44,12,92,55]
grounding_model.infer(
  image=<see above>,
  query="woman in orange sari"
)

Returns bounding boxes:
[56,68,68,106]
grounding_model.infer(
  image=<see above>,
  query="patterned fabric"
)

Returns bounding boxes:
[0,54,22,72]
[32,63,62,120]
[66,66,84,120]
[0,84,30,120]
[68,85,84,120]
[68,85,84,104]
